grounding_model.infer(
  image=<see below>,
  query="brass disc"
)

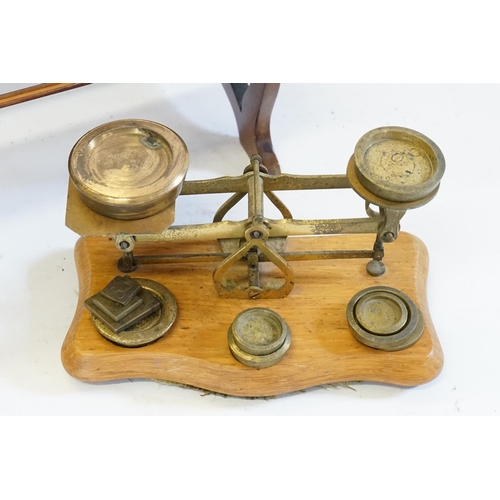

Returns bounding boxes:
[92,278,177,347]
[69,119,189,220]
[231,308,287,355]
[352,126,445,204]
[228,308,292,368]
[355,291,408,335]
[346,286,424,351]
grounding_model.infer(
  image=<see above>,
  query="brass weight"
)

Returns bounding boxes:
[346,286,424,351]
[85,277,178,347]
[228,308,292,368]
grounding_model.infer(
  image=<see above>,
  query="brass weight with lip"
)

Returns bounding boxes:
[355,291,408,335]
[228,308,292,368]
[346,286,424,351]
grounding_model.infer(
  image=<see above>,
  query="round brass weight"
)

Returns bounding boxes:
[355,292,408,335]
[349,126,445,207]
[228,308,292,368]
[92,278,177,347]
[346,286,424,351]
[69,119,189,220]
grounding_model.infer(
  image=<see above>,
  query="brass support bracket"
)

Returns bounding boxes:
[113,156,399,297]
[213,216,296,299]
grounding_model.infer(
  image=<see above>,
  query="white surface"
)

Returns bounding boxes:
[0,83,498,415]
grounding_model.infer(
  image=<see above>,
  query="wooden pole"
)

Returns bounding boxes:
[0,83,90,109]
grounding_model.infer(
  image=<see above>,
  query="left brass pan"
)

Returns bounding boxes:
[69,119,189,220]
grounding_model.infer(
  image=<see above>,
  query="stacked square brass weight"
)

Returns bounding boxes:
[66,119,445,368]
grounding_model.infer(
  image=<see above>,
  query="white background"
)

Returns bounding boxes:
[0,83,498,416]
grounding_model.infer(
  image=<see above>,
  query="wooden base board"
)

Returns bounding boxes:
[61,232,443,397]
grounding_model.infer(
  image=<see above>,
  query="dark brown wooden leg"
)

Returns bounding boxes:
[223,83,281,174]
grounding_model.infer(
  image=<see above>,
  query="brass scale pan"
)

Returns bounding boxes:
[69,119,189,220]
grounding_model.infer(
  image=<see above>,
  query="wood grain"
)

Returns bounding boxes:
[61,232,443,396]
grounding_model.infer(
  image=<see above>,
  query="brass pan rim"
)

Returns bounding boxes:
[347,156,440,210]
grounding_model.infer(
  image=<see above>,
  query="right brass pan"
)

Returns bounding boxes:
[350,126,445,206]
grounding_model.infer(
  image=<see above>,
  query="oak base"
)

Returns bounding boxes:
[61,232,443,397]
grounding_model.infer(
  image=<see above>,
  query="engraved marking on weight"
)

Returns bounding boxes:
[365,139,433,187]
[101,275,141,306]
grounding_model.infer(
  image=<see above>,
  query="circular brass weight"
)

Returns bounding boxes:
[355,291,408,335]
[92,278,177,347]
[346,286,424,351]
[350,126,445,206]
[69,119,189,219]
[228,308,291,368]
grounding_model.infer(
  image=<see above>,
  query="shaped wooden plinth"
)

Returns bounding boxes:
[61,232,443,397]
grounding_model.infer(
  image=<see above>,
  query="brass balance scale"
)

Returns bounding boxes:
[62,118,445,396]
